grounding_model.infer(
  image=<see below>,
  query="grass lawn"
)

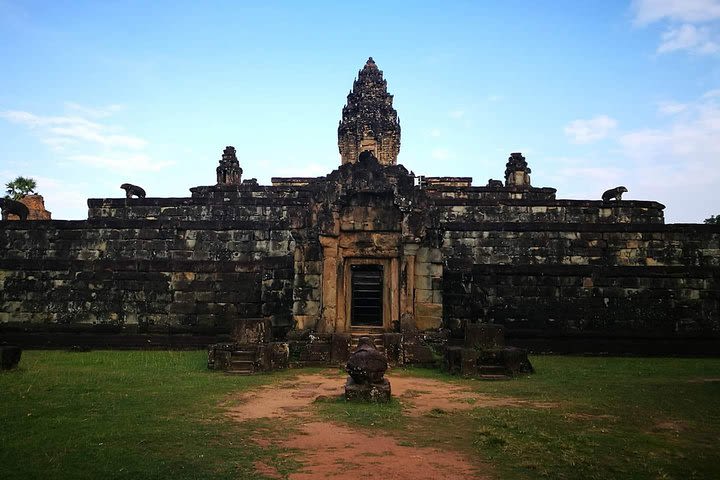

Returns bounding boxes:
[399,357,720,480]
[1,351,719,480]
[0,351,298,480]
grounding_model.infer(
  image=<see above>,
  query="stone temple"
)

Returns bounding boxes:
[0,58,718,364]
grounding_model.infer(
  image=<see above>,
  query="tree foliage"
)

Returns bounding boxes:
[4,176,37,200]
[704,215,720,225]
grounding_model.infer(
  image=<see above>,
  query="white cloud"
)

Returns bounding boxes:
[657,24,720,54]
[564,115,618,143]
[430,128,441,138]
[29,176,90,219]
[0,103,172,178]
[619,90,720,159]
[66,154,174,173]
[633,0,720,25]
[0,170,91,220]
[40,137,78,151]
[448,110,465,119]
[0,108,146,149]
[633,1,720,55]
[431,148,451,160]
[64,102,124,118]
[548,164,627,199]
[50,125,146,148]
[617,89,720,221]
[0,110,98,129]
[550,91,720,222]
[657,101,688,115]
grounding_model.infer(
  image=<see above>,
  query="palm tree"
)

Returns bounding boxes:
[5,176,37,200]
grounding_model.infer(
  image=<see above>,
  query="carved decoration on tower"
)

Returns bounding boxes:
[504,152,531,187]
[338,57,401,166]
[216,146,243,186]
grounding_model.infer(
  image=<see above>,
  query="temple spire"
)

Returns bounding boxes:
[216,146,243,186]
[338,57,401,166]
[504,152,531,188]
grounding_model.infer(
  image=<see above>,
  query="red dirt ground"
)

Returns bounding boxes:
[226,370,547,479]
[227,372,552,421]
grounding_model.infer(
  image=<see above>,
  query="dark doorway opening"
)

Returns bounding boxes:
[351,264,383,327]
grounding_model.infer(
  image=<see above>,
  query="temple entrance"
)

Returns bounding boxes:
[350,264,384,327]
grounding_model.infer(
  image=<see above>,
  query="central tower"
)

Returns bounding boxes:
[338,57,401,166]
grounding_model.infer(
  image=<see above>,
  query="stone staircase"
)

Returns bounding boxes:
[477,364,511,381]
[226,348,257,375]
[350,332,385,355]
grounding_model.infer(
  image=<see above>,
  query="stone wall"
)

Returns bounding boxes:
[88,187,310,224]
[441,223,720,353]
[0,218,296,345]
[413,246,444,330]
[1,179,718,354]
[432,199,665,224]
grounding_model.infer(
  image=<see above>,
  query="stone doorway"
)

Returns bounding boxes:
[350,264,384,327]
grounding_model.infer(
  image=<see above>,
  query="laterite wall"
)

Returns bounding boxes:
[441,223,720,354]
[0,216,296,348]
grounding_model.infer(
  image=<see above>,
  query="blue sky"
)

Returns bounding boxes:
[1,0,719,222]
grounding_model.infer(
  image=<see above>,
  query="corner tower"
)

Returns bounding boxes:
[338,57,401,166]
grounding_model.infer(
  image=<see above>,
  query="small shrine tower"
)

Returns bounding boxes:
[504,152,531,187]
[216,146,243,186]
[338,57,401,166]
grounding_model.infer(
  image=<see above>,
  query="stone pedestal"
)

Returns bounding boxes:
[344,336,392,402]
[344,377,391,403]
[0,346,22,369]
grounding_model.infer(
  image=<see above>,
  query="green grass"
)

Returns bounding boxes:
[314,395,406,430]
[395,357,720,480]
[1,352,719,480]
[0,351,295,480]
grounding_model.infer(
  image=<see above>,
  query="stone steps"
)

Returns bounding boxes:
[478,365,508,375]
[478,374,512,381]
[231,350,255,361]
[478,365,511,381]
[350,332,385,353]
[226,349,257,375]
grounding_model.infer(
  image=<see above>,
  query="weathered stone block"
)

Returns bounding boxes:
[383,333,403,364]
[443,346,462,374]
[0,346,21,369]
[306,340,331,363]
[415,288,433,303]
[344,377,391,403]
[478,347,534,375]
[465,324,506,349]
[266,342,289,370]
[207,346,231,370]
[460,347,479,376]
[231,317,271,343]
[331,333,351,363]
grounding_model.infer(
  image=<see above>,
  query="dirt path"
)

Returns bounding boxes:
[227,370,544,479]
